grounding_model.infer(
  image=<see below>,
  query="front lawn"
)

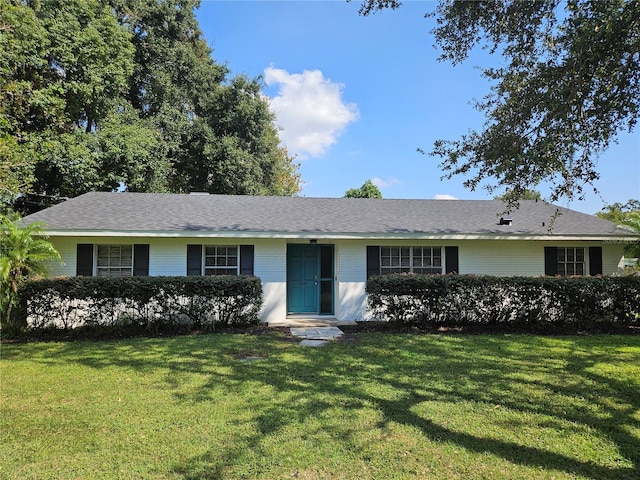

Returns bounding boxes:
[1,332,639,479]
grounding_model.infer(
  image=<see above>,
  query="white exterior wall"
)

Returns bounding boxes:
[254,240,287,324]
[45,236,626,324]
[459,240,624,276]
[335,241,368,322]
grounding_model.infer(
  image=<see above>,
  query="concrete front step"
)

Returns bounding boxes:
[290,326,344,340]
[269,317,356,328]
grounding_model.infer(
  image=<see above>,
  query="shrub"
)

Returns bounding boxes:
[367,274,640,331]
[0,215,61,331]
[16,275,262,336]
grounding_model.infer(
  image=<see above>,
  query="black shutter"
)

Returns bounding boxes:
[133,244,150,276]
[187,245,202,276]
[366,246,380,278]
[544,247,558,276]
[76,244,93,276]
[240,245,254,275]
[445,246,459,274]
[589,246,603,276]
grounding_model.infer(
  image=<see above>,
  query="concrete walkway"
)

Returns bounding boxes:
[290,326,344,347]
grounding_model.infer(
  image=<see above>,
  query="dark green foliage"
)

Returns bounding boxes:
[358,0,640,205]
[17,275,263,336]
[0,214,61,330]
[597,200,640,260]
[1,0,300,212]
[344,179,383,198]
[367,274,640,330]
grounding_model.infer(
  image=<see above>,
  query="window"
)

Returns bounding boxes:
[96,245,133,277]
[557,247,585,276]
[204,246,238,275]
[412,247,443,274]
[380,247,443,274]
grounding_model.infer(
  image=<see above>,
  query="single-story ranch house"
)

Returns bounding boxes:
[22,192,637,324]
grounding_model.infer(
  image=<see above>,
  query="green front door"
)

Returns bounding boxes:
[287,244,334,315]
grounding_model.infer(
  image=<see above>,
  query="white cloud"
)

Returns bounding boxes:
[371,177,402,188]
[264,66,359,159]
[434,194,458,200]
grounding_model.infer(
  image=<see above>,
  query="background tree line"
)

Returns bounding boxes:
[0,0,300,214]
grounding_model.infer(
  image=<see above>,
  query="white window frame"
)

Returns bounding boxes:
[96,244,133,277]
[204,245,239,276]
[380,246,444,275]
[557,247,585,276]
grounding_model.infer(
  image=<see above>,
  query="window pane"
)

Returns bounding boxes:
[556,247,585,277]
[558,248,566,262]
[203,245,238,275]
[96,245,132,277]
[320,281,332,314]
[320,246,332,278]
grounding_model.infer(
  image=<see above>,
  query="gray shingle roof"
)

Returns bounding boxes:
[22,192,634,238]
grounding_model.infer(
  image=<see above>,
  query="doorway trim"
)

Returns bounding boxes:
[286,244,334,315]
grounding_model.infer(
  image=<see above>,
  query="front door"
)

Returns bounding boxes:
[287,244,334,315]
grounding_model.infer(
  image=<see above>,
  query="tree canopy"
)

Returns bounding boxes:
[357,0,640,205]
[344,179,383,198]
[494,189,543,203]
[1,0,300,213]
[597,199,640,260]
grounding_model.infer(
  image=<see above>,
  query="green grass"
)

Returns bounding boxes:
[1,332,639,479]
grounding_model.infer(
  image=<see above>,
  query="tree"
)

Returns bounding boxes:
[597,199,640,224]
[597,199,640,261]
[1,0,301,213]
[494,189,543,203]
[357,0,640,206]
[108,0,301,197]
[0,214,61,328]
[344,179,383,198]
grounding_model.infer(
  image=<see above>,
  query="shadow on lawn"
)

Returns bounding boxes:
[174,335,639,480]
[12,333,639,479]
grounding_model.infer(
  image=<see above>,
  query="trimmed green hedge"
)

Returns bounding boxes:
[367,274,640,330]
[17,275,262,335]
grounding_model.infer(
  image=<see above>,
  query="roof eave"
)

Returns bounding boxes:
[40,229,639,242]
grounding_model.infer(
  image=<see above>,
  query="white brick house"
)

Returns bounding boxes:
[22,192,636,324]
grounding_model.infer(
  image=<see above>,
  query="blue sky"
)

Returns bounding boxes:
[196,1,639,214]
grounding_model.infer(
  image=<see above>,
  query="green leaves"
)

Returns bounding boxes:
[430,0,640,204]
[360,0,640,205]
[1,0,301,211]
[19,275,263,334]
[344,179,383,198]
[0,214,61,326]
[367,273,640,329]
